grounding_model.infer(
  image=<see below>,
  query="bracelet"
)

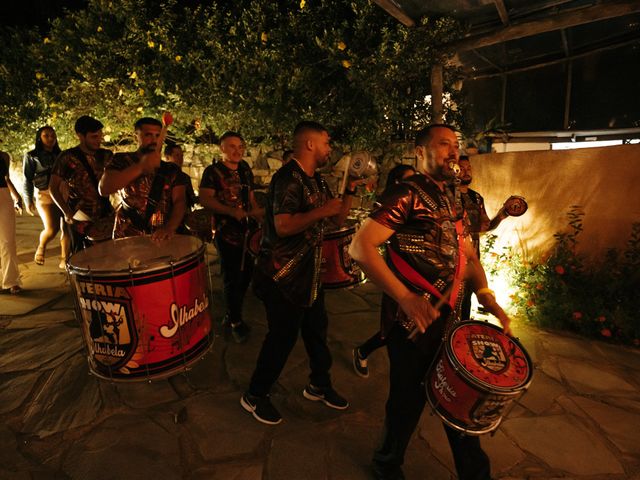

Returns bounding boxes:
[344,187,357,196]
[476,287,495,298]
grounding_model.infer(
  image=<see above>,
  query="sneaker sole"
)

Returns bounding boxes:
[240,396,282,425]
[302,389,349,410]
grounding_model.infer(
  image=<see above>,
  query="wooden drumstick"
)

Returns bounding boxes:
[407,284,454,341]
[155,111,174,156]
[339,156,350,197]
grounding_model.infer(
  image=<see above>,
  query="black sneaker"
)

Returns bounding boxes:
[240,392,282,425]
[302,384,349,410]
[221,314,231,328]
[231,321,250,344]
[352,347,369,378]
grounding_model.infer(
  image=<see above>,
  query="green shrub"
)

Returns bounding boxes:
[481,206,640,347]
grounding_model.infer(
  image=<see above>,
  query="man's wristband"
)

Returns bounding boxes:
[476,287,495,298]
[344,187,357,196]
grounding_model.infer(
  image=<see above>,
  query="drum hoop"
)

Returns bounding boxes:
[324,225,356,239]
[446,321,533,393]
[67,237,206,276]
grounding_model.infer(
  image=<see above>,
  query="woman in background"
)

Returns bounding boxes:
[0,149,23,294]
[23,126,69,268]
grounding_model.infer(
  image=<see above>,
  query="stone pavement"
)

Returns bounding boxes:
[1,215,640,480]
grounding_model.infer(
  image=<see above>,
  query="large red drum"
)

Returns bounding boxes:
[425,321,533,435]
[321,220,365,289]
[67,235,213,381]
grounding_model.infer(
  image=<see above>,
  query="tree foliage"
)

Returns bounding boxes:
[0,0,465,157]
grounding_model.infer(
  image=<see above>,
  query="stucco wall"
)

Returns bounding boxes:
[470,144,640,260]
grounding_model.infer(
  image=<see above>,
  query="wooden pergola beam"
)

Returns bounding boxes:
[372,0,415,27]
[452,0,640,52]
[494,0,510,25]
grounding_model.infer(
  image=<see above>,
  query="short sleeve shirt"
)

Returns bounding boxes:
[52,146,113,221]
[105,152,186,238]
[257,160,332,307]
[199,160,255,245]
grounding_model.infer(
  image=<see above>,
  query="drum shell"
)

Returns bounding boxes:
[320,221,365,289]
[425,321,533,435]
[68,235,213,381]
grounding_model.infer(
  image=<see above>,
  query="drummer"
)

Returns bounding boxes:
[198,131,263,343]
[240,121,359,425]
[49,116,114,253]
[164,144,198,210]
[99,117,187,241]
[457,154,515,320]
[348,124,512,480]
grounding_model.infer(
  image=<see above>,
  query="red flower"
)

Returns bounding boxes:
[597,316,606,323]
[600,328,612,338]
[572,311,582,320]
[555,265,565,275]
[526,299,535,307]
[535,283,544,290]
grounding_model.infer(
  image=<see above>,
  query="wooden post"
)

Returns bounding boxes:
[431,64,444,124]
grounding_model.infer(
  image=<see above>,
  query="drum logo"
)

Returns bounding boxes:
[433,359,457,402]
[76,281,137,368]
[469,333,508,373]
[161,294,209,339]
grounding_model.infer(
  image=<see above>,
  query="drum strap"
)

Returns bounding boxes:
[120,164,169,233]
[387,218,466,309]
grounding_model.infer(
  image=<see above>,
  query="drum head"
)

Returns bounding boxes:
[68,234,203,273]
[448,321,532,392]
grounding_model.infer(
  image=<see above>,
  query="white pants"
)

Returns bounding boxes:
[0,188,21,289]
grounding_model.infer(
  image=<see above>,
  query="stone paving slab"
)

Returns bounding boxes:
[501,414,625,475]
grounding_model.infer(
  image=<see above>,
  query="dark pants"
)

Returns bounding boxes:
[66,223,89,256]
[215,236,254,324]
[358,331,387,358]
[373,325,491,480]
[249,277,332,397]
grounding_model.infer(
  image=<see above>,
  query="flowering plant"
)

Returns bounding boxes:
[481,206,640,347]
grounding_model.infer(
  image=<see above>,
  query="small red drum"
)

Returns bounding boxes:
[248,227,262,256]
[184,209,215,242]
[503,195,528,217]
[67,235,213,381]
[85,214,115,243]
[425,321,533,435]
[321,220,365,289]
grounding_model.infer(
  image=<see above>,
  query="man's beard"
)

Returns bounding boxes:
[460,178,472,186]
[140,144,156,154]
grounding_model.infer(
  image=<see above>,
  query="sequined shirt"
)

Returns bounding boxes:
[105,152,185,238]
[256,160,332,307]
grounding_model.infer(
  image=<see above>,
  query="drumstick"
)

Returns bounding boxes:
[339,156,350,197]
[155,111,174,156]
[407,284,454,341]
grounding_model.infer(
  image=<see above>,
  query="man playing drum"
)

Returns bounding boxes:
[198,131,263,343]
[49,116,114,253]
[240,121,358,425]
[458,154,524,320]
[349,124,511,480]
[99,117,187,241]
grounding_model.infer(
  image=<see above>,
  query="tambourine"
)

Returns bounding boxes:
[348,151,378,178]
[503,195,528,217]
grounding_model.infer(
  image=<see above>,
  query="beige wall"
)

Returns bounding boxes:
[471,144,640,261]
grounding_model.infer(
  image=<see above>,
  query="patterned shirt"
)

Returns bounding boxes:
[256,160,332,307]
[460,188,490,255]
[199,160,255,245]
[370,174,469,334]
[52,146,113,224]
[105,151,186,238]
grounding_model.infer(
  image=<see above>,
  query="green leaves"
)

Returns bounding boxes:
[0,0,465,155]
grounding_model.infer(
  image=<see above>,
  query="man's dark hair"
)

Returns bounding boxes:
[414,124,457,147]
[385,164,415,191]
[219,131,244,143]
[74,116,103,135]
[164,144,182,156]
[293,121,327,139]
[134,117,162,130]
